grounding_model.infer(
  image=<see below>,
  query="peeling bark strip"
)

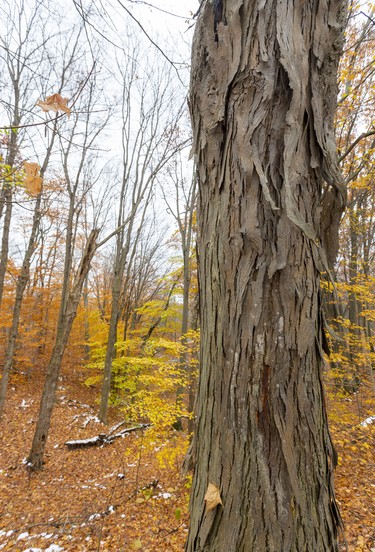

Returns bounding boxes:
[186,1,347,551]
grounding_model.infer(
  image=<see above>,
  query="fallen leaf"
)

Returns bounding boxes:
[36,93,71,117]
[23,162,43,196]
[204,482,222,512]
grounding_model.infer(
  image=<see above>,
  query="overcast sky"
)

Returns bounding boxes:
[98,0,200,41]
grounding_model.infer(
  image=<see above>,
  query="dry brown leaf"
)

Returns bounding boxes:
[23,162,43,196]
[204,482,223,512]
[36,93,71,117]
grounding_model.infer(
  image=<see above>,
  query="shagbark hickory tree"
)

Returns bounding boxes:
[186,1,347,551]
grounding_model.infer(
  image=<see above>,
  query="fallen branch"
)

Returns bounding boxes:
[64,423,150,449]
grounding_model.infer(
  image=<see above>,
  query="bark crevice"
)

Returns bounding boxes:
[186,1,347,550]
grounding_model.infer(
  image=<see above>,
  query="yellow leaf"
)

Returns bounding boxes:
[204,482,223,512]
[132,539,142,550]
[23,162,43,196]
[355,535,367,551]
[36,93,71,117]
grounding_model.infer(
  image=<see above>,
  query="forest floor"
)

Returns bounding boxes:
[0,369,374,552]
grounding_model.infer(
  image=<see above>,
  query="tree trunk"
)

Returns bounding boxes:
[83,275,91,361]
[188,292,199,436]
[186,1,346,551]
[0,189,13,308]
[0,194,42,418]
[99,268,121,424]
[27,229,99,470]
[348,207,359,334]
[0,87,20,307]
[174,253,192,430]
[0,118,57,417]
[176,223,195,429]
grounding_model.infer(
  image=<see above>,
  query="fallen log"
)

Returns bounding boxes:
[64,423,150,449]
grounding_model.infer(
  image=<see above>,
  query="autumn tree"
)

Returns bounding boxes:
[0,0,52,307]
[26,47,114,468]
[120,224,168,344]
[0,2,83,416]
[162,157,197,431]
[98,42,188,423]
[186,1,347,551]
[330,3,375,388]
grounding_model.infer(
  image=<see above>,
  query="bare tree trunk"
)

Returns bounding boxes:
[166,173,197,430]
[83,275,90,361]
[0,122,18,307]
[0,189,13,307]
[98,49,185,423]
[186,1,346,550]
[99,257,122,423]
[348,208,359,333]
[27,229,99,470]
[187,292,199,435]
[0,194,42,418]
[27,71,110,468]
[0,114,59,418]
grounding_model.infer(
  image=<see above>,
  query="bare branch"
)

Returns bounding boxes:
[339,129,375,162]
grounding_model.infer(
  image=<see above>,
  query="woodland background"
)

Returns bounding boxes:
[0,0,374,550]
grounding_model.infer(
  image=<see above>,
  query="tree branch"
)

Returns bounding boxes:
[339,129,375,162]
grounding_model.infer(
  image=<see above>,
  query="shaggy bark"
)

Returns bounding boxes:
[186,1,347,551]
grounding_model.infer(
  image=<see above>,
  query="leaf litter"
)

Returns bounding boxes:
[0,370,373,551]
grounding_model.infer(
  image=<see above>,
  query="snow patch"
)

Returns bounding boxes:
[82,415,101,427]
[19,399,33,409]
[361,415,375,427]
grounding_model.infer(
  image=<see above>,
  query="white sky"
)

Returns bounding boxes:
[1,0,200,261]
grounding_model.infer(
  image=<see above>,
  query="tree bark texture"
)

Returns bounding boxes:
[186,1,347,551]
